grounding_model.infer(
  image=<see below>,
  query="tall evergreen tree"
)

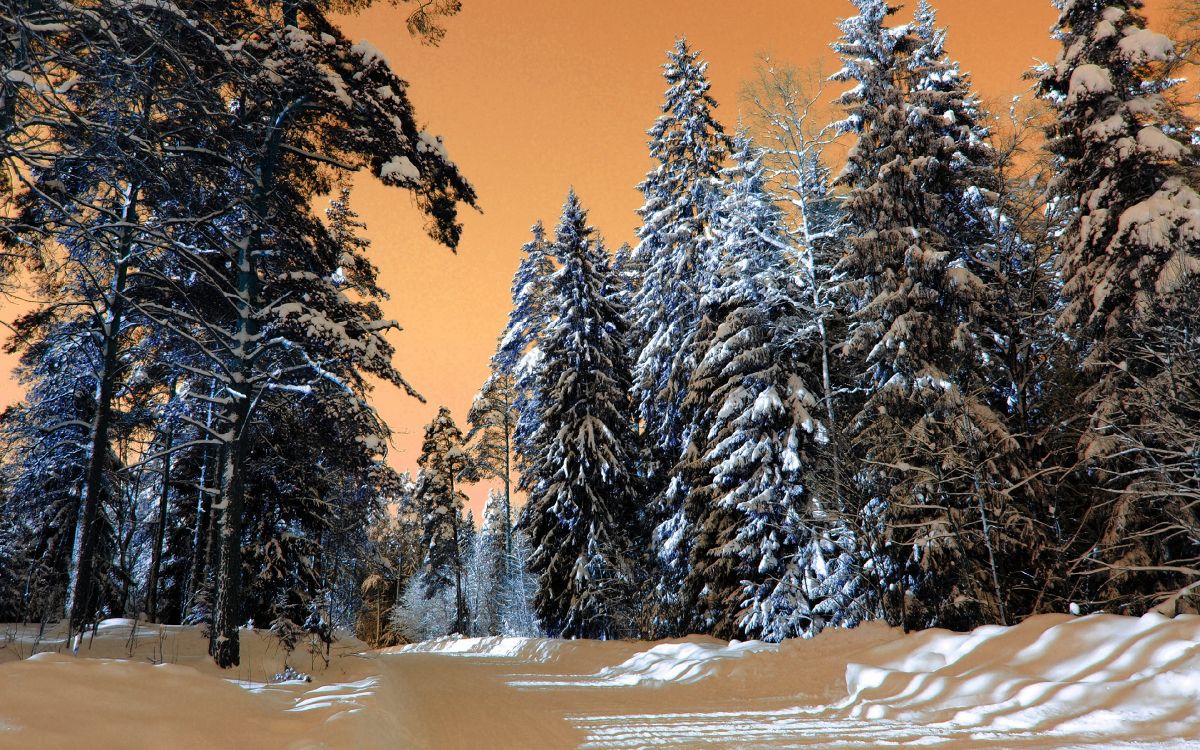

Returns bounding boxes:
[676,136,826,640]
[0,1,232,634]
[520,191,641,639]
[415,406,470,633]
[833,0,1029,629]
[629,39,730,633]
[1037,0,1200,612]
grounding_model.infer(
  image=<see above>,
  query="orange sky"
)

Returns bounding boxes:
[0,1,1178,516]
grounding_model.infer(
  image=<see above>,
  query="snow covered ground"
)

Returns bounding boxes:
[2,613,1200,748]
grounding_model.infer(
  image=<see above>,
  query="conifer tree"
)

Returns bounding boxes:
[1038,0,1200,612]
[521,191,641,639]
[677,136,825,640]
[0,1,233,634]
[0,0,476,667]
[833,0,1030,629]
[466,490,507,635]
[466,372,517,556]
[415,406,470,634]
[629,39,731,632]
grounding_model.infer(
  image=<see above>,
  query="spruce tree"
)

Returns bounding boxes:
[520,191,640,639]
[833,0,1029,629]
[677,136,825,640]
[629,39,730,633]
[0,1,232,633]
[1037,0,1200,612]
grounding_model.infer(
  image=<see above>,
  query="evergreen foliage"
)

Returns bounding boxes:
[520,191,642,639]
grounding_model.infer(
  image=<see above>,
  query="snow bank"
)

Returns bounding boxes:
[512,636,777,688]
[0,620,393,749]
[572,615,1200,748]
[390,634,561,661]
[843,612,1200,735]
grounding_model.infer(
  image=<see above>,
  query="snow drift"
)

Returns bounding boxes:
[842,612,1200,738]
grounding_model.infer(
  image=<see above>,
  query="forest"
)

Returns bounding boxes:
[2,0,1200,672]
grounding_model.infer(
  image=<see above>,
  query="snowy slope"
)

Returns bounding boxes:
[3,613,1200,748]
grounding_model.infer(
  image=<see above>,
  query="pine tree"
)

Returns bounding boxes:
[179,4,472,668]
[520,190,641,639]
[0,1,233,633]
[466,371,517,557]
[1037,0,1200,612]
[356,477,417,647]
[394,471,424,581]
[0,1,476,667]
[741,60,875,633]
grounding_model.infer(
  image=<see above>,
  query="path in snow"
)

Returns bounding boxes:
[3,613,1200,748]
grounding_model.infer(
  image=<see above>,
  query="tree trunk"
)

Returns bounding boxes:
[209,97,297,666]
[450,474,467,634]
[118,449,143,615]
[503,417,513,563]
[209,397,251,668]
[209,190,261,667]
[66,219,135,635]
[146,428,174,622]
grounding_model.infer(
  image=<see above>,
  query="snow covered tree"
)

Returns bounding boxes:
[465,490,507,635]
[415,407,470,633]
[466,371,517,556]
[392,566,458,642]
[675,135,826,641]
[1037,0,1200,612]
[740,61,879,633]
[833,0,1033,630]
[0,0,476,667]
[169,4,472,668]
[499,530,542,637]
[494,222,556,496]
[0,1,237,634]
[629,39,730,633]
[520,190,641,639]
[611,242,637,305]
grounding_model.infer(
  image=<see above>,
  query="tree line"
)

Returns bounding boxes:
[4,0,1200,661]
[434,0,1200,642]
